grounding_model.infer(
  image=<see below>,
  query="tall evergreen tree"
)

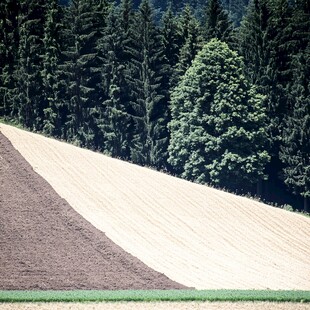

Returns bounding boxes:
[96,3,132,158]
[61,0,108,147]
[284,0,310,110]
[160,5,182,99]
[128,0,168,168]
[13,0,47,130]
[239,0,292,152]
[187,0,206,19]
[267,0,292,121]
[239,0,293,199]
[177,4,196,48]
[168,39,270,192]
[161,5,181,75]
[0,0,19,119]
[203,0,234,47]
[279,51,310,211]
[42,0,63,137]
[173,5,203,84]
[169,0,185,13]
[279,0,310,211]
[119,0,135,34]
[239,0,270,85]
[222,0,250,26]
[177,14,203,79]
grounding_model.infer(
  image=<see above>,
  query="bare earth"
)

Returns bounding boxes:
[1,123,310,290]
[1,302,310,310]
[0,131,185,290]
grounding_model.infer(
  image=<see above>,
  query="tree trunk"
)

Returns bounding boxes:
[304,196,309,213]
[256,179,263,198]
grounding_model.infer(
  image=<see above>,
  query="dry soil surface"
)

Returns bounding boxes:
[0,131,185,290]
[1,123,310,290]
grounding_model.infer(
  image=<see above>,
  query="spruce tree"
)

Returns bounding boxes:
[169,0,184,13]
[128,0,168,168]
[168,39,270,192]
[187,0,206,19]
[222,0,250,26]
[238,0,293,198]
[13,0,47,130]
[267,0,292,120]
[279,52,310,211]
[96,3,131,158]
[161,5,181,76]
[61,0,108,147]
[173,5,203,84]
[177,4,196,49]
[203,0,234,46]
[119,0,135,34]
[238,0,271,86]
[279,1,310,211]
[42,0,63,137]
[160,5,180,118]
[239,0,293,150]
[0,0,19,119]
[284,0,310,110]
[177,15,203,79]
[157,5,182,169]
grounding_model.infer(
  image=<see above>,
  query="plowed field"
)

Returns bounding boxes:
[0,130,185,290]
[1,123,310,290]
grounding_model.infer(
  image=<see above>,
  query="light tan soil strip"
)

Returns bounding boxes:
[1,302,309,310]
[1,123,310,290]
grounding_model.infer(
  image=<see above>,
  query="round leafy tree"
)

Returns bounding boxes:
[168,38,270,192]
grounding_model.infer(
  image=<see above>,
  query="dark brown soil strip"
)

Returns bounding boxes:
[0,132,187,290]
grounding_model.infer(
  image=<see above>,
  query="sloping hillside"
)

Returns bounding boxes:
[0,131,185,290]
[1,123,310,290]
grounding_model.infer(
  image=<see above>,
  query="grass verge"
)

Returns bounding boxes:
[0,290,309,303]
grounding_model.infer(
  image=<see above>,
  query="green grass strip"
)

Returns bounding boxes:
[0,290,309,303]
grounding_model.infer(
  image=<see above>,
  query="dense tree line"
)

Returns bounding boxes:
[0,0,309,211]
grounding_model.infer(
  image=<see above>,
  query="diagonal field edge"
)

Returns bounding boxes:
[0,290,309,303]
[1,122,310,290]
[0,128,186,290]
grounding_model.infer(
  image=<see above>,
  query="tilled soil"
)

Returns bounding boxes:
[0,132,186,290]
[2,124,309,290]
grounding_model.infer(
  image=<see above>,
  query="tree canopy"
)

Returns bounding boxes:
[168,39,270,192]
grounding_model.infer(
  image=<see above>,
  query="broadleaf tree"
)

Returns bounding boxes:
[168,39,270,193]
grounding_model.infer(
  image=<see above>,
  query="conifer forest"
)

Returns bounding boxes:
[0,0,309,211]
